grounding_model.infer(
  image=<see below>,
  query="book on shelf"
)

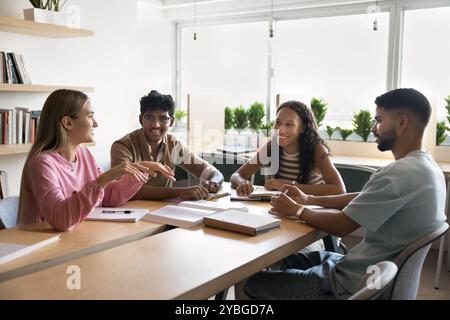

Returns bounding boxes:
[203,209,281,236]
[0,51,32,85]
[230,186,280,201]
[85,207,149,222]
[0,231,60,265]
[0,108,40,145]
[0,52,6,84]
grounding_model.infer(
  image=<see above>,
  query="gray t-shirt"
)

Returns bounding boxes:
[331,150,447,294]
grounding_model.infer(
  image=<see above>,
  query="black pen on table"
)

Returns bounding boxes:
[102,210,133,214]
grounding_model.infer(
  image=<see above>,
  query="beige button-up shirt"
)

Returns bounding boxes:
[111,129,210,187]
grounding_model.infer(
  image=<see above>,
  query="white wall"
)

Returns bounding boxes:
[0,0,175,196]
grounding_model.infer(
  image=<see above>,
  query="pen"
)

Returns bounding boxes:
[102,210,133,214]
[207,192,231,201]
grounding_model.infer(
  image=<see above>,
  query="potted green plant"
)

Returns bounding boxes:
[338,128,353,141]
[173,109,187,129]
[233,106,248,134]
[24,0,69,26]
[353,109,373,142]
[446,96,450,124]
[224,107,234,132]
[436,121,449,146]
[247,102,265,131]
[325,125,337,140]
[259,121,274,137]
[310,97,328,128]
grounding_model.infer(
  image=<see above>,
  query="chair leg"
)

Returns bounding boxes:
[447,232,450,272]
[323,235,340,253]
[214,288,229,300]
[434,236,445,289]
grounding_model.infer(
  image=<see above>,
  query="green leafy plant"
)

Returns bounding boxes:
[233,106,248,133]
[338,128,353,141]
[445,96,450,124]
[224,107,234,130]
[259,121,274,137]
[436,121,449,146]
[310,97,328,128]
[352,109,373,142]
[174,110,187,122]
[247,101,265,131]
[29,0,68,11]
[325,125,337,139]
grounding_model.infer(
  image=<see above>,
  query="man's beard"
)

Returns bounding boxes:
[376,128,397,151]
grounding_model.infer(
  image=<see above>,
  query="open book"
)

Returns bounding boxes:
[0,231,61,265]
[142,200,248,228]
[204,209,281,236]
[86,207,149,222]
[231,186,281,201]
[142,205,215,228]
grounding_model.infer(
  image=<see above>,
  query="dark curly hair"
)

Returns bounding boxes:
[140,90,175,117]
[276,100,329,184]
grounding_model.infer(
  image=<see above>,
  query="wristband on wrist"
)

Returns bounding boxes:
[295,206,306,222]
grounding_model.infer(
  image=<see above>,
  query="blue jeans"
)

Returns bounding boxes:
[244,251,351,300]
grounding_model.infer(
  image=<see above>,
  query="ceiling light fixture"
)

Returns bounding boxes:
[194,0,197,40]
[269,0,274,38]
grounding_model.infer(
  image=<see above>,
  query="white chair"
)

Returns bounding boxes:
[0,196,19,229]
[386,223,449,299]
[434,175,450,289]
[348,261,398,300]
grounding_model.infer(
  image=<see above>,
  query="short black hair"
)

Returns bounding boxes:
[140,90,175,117]
[375,88,431,128]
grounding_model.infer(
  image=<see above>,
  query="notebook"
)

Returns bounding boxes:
[178,200,248,212]
[142,205,216,228]
[0,232,61,265]
[230,186,280,201]
[204,209,281,236]
[86,207,149,222]
[217,146,257,155]
[164,191,231,203]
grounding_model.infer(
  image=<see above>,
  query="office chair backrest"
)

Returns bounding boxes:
[348,261,398,300]
[0,196,19,229]
[383,222,449,300]
[334,164,377,193]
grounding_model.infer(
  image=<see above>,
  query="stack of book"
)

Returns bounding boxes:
[0,52,32,85]
[0,108,41,145]
[142,200,248,228]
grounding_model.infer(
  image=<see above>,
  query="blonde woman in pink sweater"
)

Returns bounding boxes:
[18,89,174,231]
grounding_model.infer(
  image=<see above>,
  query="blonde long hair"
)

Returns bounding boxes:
[18,89,88,224]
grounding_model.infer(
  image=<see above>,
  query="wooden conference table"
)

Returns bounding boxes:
[0,201,167,283]
[0,196,325,299]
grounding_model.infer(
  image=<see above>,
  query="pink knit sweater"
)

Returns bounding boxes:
[22,146,146,231]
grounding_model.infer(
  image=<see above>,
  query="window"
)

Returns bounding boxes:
[273,13,390,128]
[179,21,268,110]
[402,7,450,126]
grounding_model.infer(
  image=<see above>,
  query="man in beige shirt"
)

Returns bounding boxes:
[111,90,223,200]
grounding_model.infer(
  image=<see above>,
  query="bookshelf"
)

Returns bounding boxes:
[0,84,95,93]
[0,143,96,156]
[0,16,94,38]
[0,16,96,157]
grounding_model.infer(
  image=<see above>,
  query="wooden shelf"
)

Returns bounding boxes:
[0,142,95,156]
[0,144,32,156]
[0,16,94,38]
[0,84,94,93]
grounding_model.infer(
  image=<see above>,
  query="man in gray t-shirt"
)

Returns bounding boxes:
[243,88,447,300]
